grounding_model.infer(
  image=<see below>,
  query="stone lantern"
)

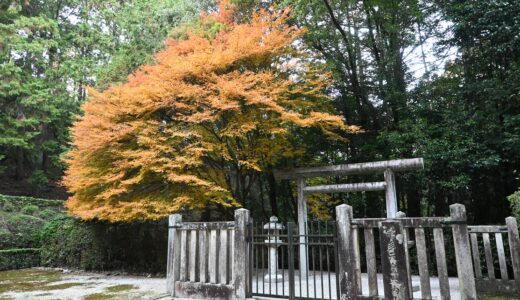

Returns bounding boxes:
[264,216,284,282]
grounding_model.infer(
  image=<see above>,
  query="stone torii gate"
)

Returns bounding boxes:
[274,158,424,274]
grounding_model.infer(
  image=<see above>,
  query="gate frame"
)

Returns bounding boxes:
[249,217,340,300]
[166,209,249,300]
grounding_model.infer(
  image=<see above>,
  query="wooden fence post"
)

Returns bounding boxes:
[336,204,358,299]
[379,220,410,300]
[506,217,520,284]
[233,208,249,300]
[450,204,477,300]
[167,214,182,296]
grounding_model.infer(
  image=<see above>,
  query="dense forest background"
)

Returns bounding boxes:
[1,0,519,224]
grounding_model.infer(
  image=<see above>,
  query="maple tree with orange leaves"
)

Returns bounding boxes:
[63,2,358,222]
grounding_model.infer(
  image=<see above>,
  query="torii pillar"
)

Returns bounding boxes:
[297,178,309,275]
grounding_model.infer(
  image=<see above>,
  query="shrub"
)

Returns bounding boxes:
[2,200,15,212]
[508,190,520,221]
[37,209,58,220]
[0,214,45,249]
[21,204,39,216]
[40,216,108,270]
[0,248,41,271]
[40,216,168,273]
[0,194,64,212]
[0,194,65,249]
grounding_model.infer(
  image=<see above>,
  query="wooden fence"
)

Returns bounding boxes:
[167,205,520,300]
[337,203,478,300]
[166,209,249,300]
[468,217,520,294]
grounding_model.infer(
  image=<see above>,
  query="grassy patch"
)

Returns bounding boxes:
[82,284,138,299]
[0,268,62,293]
[105,284,136,293]
[83,293,114,300]
[40,282,85,290]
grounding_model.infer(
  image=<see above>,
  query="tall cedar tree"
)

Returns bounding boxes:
[63,3,357,222]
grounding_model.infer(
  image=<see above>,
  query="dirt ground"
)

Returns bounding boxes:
[1,268,518,300]
[0,268,168,300]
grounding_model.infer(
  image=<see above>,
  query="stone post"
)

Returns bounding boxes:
[379,220,410,300]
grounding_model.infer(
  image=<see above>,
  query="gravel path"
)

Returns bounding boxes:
[0,268,167,300]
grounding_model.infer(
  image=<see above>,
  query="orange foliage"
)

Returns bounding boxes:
[63,4,359,222]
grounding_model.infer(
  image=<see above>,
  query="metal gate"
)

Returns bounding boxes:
[249,217,340,299]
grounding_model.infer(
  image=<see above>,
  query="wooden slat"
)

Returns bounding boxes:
[179,230,188,281]
[189,230,197,281]
[482,233,495,279]
[199,229,207,283]
[364,228,378,297]
[208,229,218,283]
[415,228,432,299]
[230,229,234,279]
[433,228,450,300]
[218,229,228,284]
[470,233,482,278]
[495,233,508,280]
[353,228,362,294]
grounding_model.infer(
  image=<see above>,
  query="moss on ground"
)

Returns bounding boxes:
[0,268,62,293]
[82,284,138,299]
[40,282,85,291]
[83,293,114,300]
[105,284,136,293]
[0,268,147,300]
